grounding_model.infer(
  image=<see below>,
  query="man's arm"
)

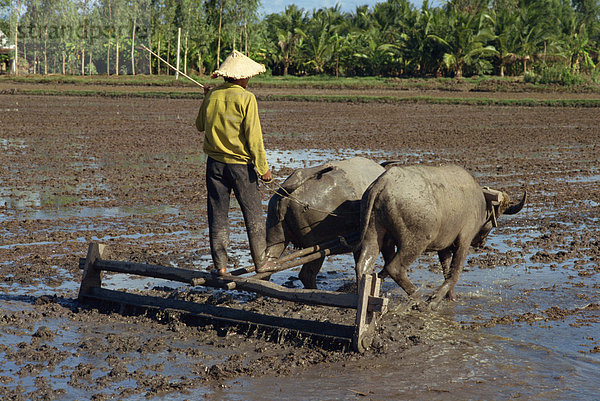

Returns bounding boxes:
[195,86,212,132]
[244,95,269,177]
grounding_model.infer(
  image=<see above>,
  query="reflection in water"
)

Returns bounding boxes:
[267,148,431,171]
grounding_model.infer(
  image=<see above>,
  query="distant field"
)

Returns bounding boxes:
[1,74,600,107]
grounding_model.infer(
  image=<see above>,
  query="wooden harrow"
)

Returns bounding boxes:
[78,238,389,352]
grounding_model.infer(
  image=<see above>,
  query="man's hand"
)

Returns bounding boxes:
[203,85,212,95]
[261,170,273,183]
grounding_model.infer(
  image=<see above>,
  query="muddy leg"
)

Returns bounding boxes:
[377,234,395,279]
[354,227,384,284]
[230,163,268,269]
[206,158,232,271]
[429,243,469,309]
[384,247,423,300]
[298,257,325,289]
[438,248,456,300]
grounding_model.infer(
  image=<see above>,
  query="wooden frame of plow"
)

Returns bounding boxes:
[78,243,388,352]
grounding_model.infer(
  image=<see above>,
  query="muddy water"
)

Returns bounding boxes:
[1,93,599,399]
[2,148,598,399]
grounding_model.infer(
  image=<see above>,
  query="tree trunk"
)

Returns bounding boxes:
[62,51,65,75]
[81,19,86,76]
[456,61,463,78]
[13,27,18,74]
[198,48,203,75]
[131,18,136,75]
[89,50,92,75]
[217,0,224,68]
[107,0,112,75]
[13,0,20,75]
[157,35,161,75]
[107,40,111,75]
[116,38,120,76]
[148,38,152,75]
[184,34,188,75]
[176,27,181,79]
[44,27,48,75]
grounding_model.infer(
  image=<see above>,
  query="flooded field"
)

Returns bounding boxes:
[0,91,599,399]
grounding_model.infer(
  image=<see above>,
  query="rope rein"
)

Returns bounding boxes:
[261,179,359,217]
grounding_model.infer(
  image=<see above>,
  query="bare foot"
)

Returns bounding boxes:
[256,261,277,273]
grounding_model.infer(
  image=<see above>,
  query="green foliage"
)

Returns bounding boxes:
[0,0,9,34]
[7,0,600,84]
[4,74,600,106]
[536,65,585,85]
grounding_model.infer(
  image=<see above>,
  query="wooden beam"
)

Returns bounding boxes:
[78,243,105,301]
[483,186,502,205]
[352,273,385,353]
[228,233,359,277]
[367,295,389,313]
[225,276,358,308]
[83,287,354,343]
[252,247,335,280]
[80,253,359,309]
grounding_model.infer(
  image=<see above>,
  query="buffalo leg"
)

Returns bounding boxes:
[354,226,385,283]
[299,257,325,289]
[377,234,395,279]
[384,245,424,299]
[438,248,455,300]
[430,242,469,309]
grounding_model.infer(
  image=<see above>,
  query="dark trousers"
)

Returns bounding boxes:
[206,157,267,270]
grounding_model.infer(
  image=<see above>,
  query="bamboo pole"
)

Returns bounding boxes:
[175,27,181,80]
[139,44,204,88]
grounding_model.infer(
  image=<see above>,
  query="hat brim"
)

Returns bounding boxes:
[211,50,266,79]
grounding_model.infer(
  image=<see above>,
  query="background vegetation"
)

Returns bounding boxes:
[1,0,599,82]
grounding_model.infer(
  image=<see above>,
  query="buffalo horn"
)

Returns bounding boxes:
[504,191,527,215]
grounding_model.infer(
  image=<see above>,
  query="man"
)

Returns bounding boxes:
[196,50,274,276]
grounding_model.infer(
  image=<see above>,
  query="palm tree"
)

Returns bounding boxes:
[486,9,521,76]
[403,2,448,76]
[513,0,548,73]
[265,5,307,75]
[428,4,498,77]
[301,7,343,74]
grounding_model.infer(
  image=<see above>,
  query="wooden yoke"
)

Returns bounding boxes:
[353,273,388,352]
[483,186,503,228]
[78,243,106,301]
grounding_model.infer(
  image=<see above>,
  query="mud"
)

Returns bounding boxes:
[0,86,599,399]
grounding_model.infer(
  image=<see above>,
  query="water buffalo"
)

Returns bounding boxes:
[355,164,527,309]
[265,157,386,288]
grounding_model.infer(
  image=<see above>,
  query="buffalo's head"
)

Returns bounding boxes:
[472,190,527,248]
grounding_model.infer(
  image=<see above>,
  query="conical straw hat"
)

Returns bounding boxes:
[211,50,266,79]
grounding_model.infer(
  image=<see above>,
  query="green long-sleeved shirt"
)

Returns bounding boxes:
[195,82,269,176]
